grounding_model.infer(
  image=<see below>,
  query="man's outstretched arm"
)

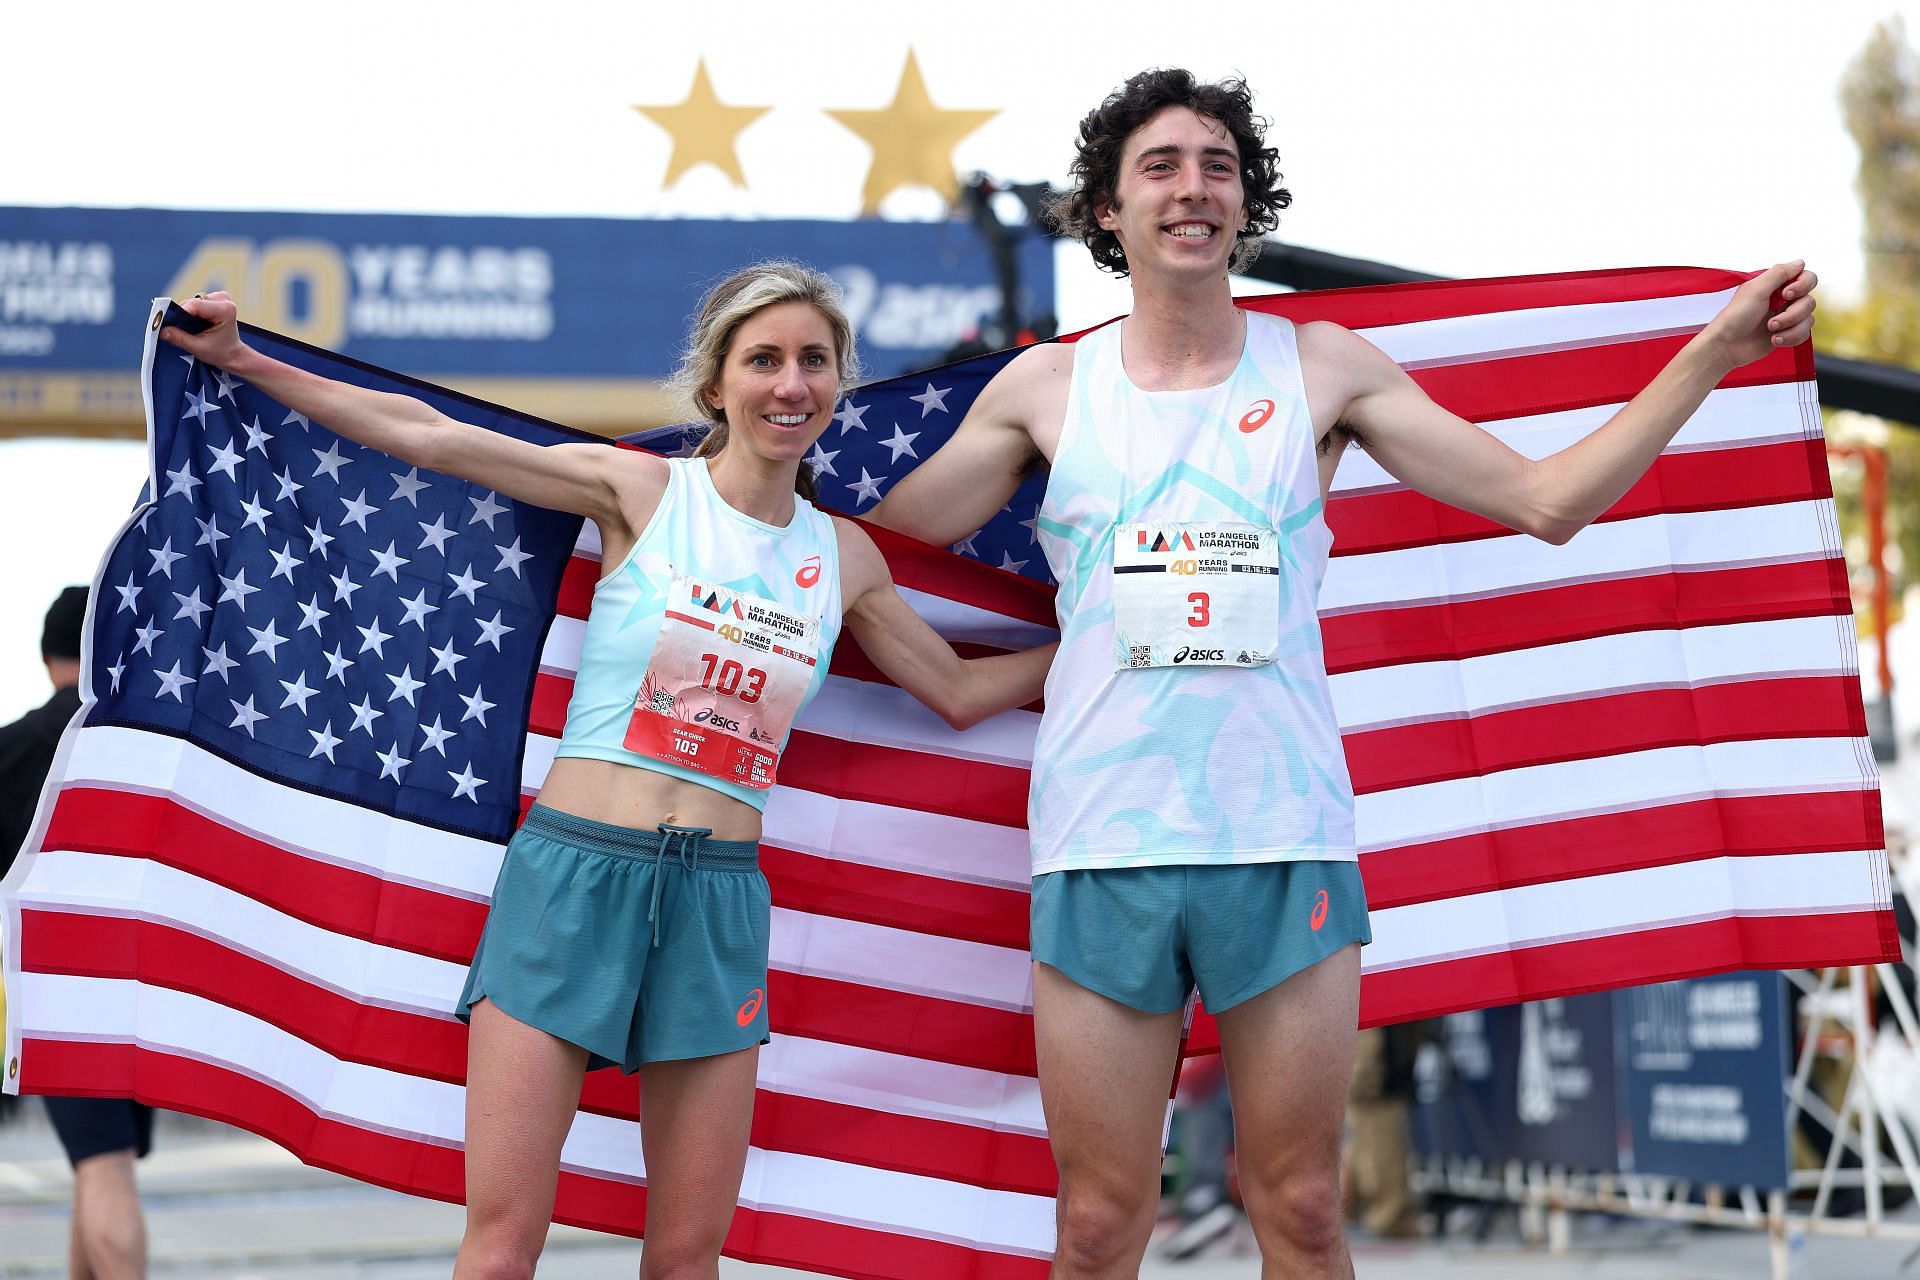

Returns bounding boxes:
[870,342,1071,547]
[1309,261,1818,544]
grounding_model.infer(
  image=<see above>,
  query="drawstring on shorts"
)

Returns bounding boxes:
[648,823,711,949]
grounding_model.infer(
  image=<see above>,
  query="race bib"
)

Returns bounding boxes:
[625,572,820,790]
[1112,521,1279,669]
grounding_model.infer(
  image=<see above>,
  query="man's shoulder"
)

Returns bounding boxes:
[994,339,1077,392]
[0,687,80,748]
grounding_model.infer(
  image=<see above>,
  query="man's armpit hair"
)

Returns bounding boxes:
[1319,421,1366,457]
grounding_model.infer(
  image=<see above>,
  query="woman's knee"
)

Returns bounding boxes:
[455,1212,547,1280]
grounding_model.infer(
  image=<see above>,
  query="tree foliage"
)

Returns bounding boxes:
[1828,18,1920,592]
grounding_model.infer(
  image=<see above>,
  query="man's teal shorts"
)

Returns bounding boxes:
[457,804,771,1071]
[1030,859,1370,1014]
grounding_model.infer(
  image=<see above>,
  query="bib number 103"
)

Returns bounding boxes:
[1187,591,1210,627]
[699,653,767,703]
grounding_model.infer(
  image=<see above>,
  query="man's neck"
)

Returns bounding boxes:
[1120,272,1245,392]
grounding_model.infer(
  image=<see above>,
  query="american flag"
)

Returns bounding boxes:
[3,268,1898,1278]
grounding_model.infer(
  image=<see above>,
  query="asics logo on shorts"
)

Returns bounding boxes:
[795,555,822,589]
[1310,888,1329,932]
[1238,398,1276,433]
[736,987,764,1026]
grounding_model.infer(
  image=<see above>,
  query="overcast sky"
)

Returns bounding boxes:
[0,0,1911,717]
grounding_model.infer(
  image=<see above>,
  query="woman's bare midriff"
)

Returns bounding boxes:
[535,756,765,842]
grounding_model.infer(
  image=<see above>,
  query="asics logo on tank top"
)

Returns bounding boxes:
[796,555,822,588]
[1310,889,1330,932]
[1237,398,1276,433]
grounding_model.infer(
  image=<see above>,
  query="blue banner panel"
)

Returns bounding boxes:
[1614,974,1792,1190]
[1416,994,1620,1174]
[0,208,1052,381]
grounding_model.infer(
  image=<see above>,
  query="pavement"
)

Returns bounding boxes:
[5,1107,1920,1279]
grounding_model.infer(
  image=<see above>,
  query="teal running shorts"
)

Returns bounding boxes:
[457,804,771,1071]
[1029,859,1370,1014]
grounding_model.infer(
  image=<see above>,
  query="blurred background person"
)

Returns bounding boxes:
[1,585,152,1280]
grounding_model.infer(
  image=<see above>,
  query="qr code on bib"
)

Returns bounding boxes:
[1128,645,1153,668]
[649,689,674,714]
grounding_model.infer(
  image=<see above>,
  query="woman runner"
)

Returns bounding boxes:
[162,262,1055,1280]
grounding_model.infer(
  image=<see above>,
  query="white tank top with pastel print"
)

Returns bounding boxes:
[555,457,843,811]
[1029,312,1355,874]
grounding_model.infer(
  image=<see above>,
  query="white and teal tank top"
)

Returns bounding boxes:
[555,456,843,811]
[1030,313,1355,873]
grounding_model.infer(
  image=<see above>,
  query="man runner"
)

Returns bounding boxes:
[871,68,1816,1279]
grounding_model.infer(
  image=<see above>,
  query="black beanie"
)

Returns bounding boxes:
[41,586,87,660]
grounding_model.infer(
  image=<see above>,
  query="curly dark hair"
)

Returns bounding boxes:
[1050,68,1289,276]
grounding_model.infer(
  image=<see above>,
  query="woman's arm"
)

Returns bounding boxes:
[160,292,661,532]
[834,521,1054,730]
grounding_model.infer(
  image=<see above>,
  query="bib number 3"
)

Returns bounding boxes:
[1112,522,1279,669]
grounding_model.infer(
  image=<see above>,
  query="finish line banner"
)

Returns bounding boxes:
[0,206,1052,428]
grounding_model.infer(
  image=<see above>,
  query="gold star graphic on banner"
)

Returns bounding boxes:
[827,49,998,216]
[632,58,770,189]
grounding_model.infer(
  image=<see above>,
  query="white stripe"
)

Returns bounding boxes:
[1364,848,1888,971]
[759,1036,1046,1136]
[1356,736,1877,854]
[1320,500,1840,615]
[895,587,1057,650]
[58,726,506,899]
[796,676,1040,768]
[1330,381,1816,495]
[1330,615,1859,731]
[1352,287,1736,369]
[17,852,469,1012]
[574,523,602,557]
[771,908,1032,1013]
[762,787,1032,889]
[15,975,1057,1254]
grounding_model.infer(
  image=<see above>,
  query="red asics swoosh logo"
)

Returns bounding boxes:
[1238,399,1276,433]
[1310,889,1329,932]
[795,556,821,589]
[736,988,765,1027]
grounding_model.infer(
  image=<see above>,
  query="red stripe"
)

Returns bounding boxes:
[527,635,1040,741]
[1321,557,1852,674]
[573,1075,1057,1195]
[762,844,1030,950]
[1343,674,1867,796]
[1406,334,1805,426]
[778,730,1029,828]
[557,553,598,619]
[526,697,1036,829]
[15,1041,1050,1280]
[771,969,1038,1078]
[1181,907,1901,1052]
[1360,790,1887,912]
[42,787,489,964]
[1355,908,1900,1028]
[852,518,1058,627]
[1328,438,1833,557]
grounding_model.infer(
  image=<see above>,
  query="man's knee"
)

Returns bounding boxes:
[1054,1181,1156,1272]
[1245,1169,1346,1259]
